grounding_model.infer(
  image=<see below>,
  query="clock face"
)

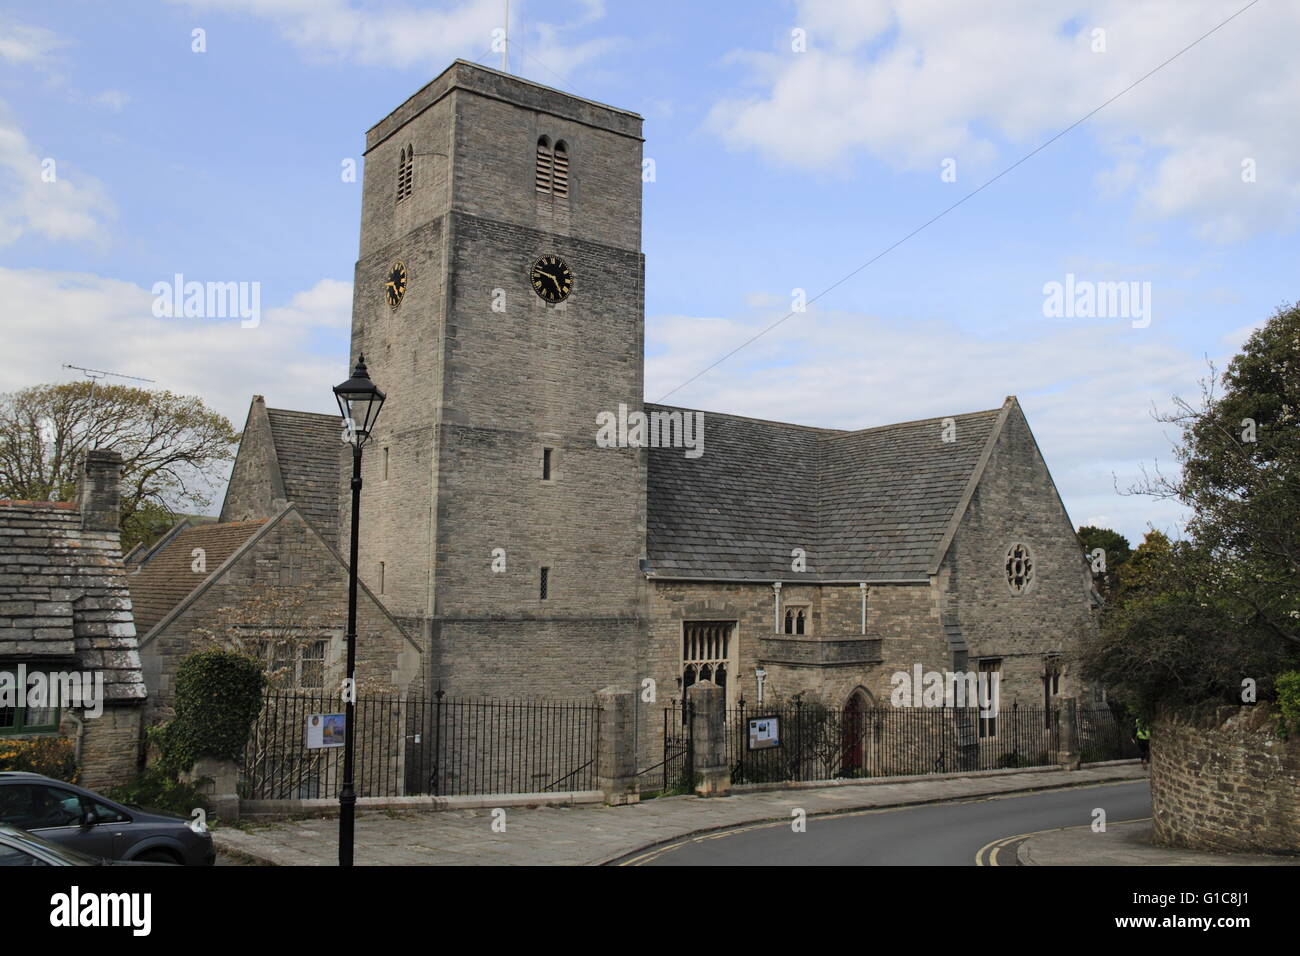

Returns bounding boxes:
[384,261,407,309]
[529,255,574,303]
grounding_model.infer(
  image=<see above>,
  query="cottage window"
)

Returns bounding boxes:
[300,640,326,689]
[0,669,60,735]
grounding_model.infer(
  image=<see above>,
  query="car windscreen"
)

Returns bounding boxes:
[2,827,100,865]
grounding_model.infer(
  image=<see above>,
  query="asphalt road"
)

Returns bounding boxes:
[628,779,1152,865]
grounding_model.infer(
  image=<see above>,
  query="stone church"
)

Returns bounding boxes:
[208,60,1098,728]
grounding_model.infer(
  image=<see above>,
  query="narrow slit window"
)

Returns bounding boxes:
[542,447,552,480]
[382,446,390,481]
[535,137,553,193]
[552,141,569,197]
[539,567,550,600]
[379,561,386,595]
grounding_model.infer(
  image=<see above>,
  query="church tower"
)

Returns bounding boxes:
[345,61,647,697]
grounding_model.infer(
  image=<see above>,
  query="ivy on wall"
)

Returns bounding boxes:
[157,650,266,775]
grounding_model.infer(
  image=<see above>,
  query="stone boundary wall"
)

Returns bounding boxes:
[1151,703,1299,854]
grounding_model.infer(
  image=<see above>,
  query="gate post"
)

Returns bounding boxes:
[1057,697,1081,770]
[595,686,640,805]
[688,681,730,797]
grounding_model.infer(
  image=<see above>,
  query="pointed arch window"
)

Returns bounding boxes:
[535,136,553,193]
[396,144,414,203]
[783,605,809,635]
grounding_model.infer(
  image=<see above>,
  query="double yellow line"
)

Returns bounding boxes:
[975,817,1152,866]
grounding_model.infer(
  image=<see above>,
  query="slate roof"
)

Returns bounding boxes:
[265,408,341,543]
[0,500,146,703]
[127,520,266,635]
[645,402,1006,581]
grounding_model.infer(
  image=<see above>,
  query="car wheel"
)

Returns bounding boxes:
[134,849,181,864]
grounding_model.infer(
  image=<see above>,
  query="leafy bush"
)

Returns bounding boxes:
[156,649,265,775]
[1277,671,1300,739]
[106,764,209,819]
[0,736,78,781]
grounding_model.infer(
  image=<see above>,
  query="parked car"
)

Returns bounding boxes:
[0,772,214,865]
[0,822,171,866]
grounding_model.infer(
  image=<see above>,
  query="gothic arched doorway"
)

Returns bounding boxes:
[841,691,868,777]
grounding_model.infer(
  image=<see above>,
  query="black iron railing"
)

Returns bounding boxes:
[658,700,1138,788]
[242,691,599,800]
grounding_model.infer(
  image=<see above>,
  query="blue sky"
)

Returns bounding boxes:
[1,0,1297,544]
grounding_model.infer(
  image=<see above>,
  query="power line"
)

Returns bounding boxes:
[656,0,1263,403]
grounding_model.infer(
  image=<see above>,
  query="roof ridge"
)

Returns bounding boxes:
[818,405,1006,442]
[645,401,1008,437]
[644,402,843,434]
[266,407,339,420]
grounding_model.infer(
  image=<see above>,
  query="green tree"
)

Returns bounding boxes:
[1077,525,1132,600]
[1115,529,1172,596]
[0,381,238,550]
[1083,302,1300,715]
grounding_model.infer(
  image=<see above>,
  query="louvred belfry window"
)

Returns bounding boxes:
[535,137,553,193]
[552,141,569,197]
[396,145,414,202]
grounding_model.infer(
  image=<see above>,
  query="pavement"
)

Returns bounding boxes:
[1017,819,1300,866]
[214,763,1152,866]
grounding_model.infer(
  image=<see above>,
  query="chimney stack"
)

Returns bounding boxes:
[78,448,123,533]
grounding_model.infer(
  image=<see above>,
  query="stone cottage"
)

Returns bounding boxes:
[129,503,424,724]
[0,449,147,789]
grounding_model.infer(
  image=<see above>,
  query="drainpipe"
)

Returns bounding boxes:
[772,581,782,633]
[859,582,868,635]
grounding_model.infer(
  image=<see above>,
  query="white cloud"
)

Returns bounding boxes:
[0,267,351,427]
[92,89,130,112]
[708,0,1300,240]
[0,18,67,66]
[0,100,114,247]
[647,303,1214,543]
[164,0,613,75]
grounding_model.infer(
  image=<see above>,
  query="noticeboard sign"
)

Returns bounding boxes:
[747,715,780,751]
[305,713,346,749]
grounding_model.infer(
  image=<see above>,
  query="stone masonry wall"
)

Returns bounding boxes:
[641,579,949,773]
[139,509,423,725]
[1151,704,1300,854]
[219,397,283,524]
[76,704,144,791]
[939,402,1097,707]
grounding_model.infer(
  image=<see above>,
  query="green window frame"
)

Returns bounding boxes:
[0,669,61,736]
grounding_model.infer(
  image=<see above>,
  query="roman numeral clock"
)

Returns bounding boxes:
[530,255,574,303]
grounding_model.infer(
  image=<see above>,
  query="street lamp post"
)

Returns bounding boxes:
[333,354,386,868]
